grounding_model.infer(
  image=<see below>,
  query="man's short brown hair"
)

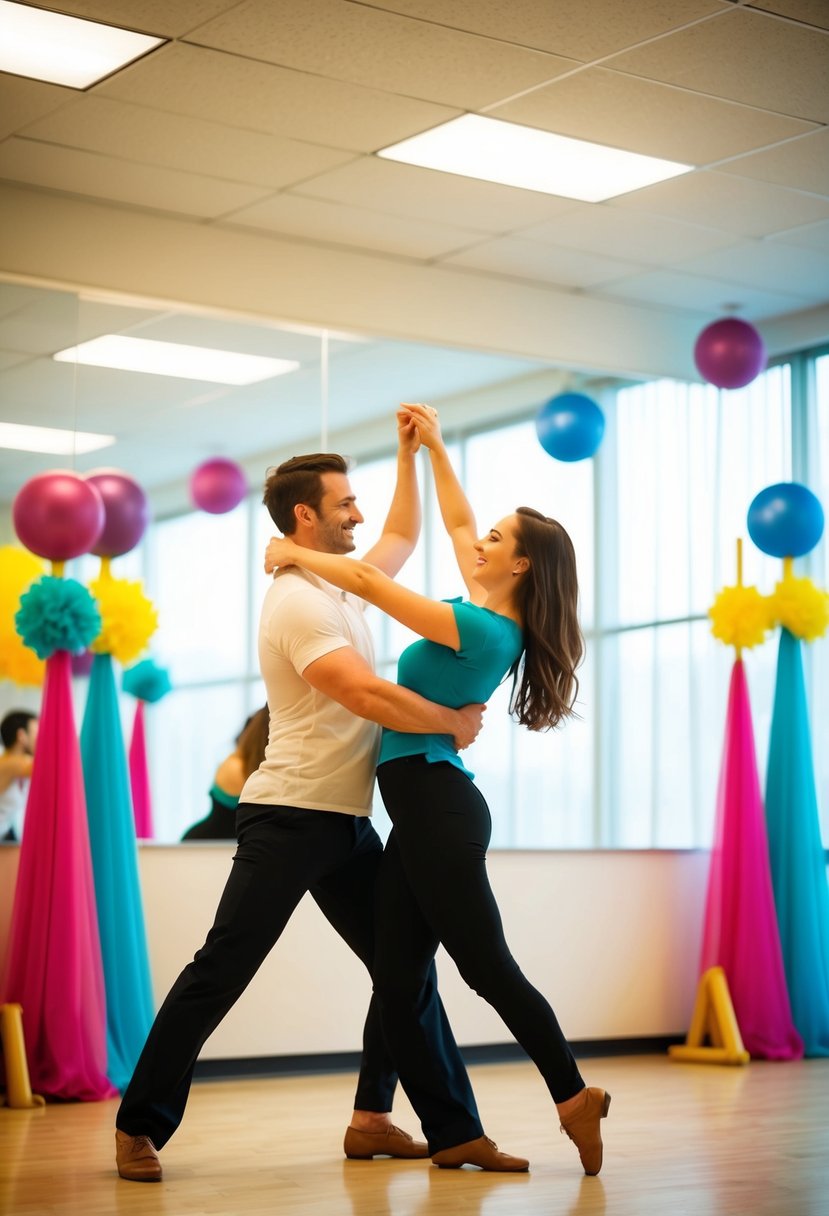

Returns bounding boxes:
[263,453,349,534]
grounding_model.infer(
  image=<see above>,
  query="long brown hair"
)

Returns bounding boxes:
[236,705,269,779]
[508,507,583,731]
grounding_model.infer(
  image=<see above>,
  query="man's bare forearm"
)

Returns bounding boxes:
[348,675,458,736]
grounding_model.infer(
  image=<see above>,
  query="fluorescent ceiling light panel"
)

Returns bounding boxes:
[0,422,114,455]
[378,114,692,202]
[54,336,300,385]
[0,1,164,89]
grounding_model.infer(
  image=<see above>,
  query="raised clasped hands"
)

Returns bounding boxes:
[397,404,422,454]
[398,402,443,452]
[264,536,298,575]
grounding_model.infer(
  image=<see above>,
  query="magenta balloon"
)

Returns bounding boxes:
[12,470,105,561]
[71,649,95,678]
[694,318,767,390]
[189,458,248,514]
[85,468,150,557]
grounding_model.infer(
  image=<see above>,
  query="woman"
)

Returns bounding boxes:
[265,404,610,1175]
[181,706,269,841]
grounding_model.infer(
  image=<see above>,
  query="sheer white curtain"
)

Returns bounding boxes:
[809,353,829,839]
[602,369,792,847]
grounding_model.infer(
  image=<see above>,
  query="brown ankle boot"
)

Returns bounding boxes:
[559,1087,611,1176]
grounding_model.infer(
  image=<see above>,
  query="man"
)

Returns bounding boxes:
[116,418,487,1182]
[0,710,38,842]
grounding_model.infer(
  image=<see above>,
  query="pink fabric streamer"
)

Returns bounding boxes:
[129,700,154,840]
[700,659,803,1060]
[1,650,117,1100]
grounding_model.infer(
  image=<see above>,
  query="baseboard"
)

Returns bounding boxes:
[193,1035,684,1082]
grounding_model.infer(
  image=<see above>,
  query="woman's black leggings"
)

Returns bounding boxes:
[374,756,584,1146]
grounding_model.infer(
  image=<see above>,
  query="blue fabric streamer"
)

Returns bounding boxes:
[15,575,101,658]
[81,653,155,1090]
[122,657,172,703]
[765,628,829,1056]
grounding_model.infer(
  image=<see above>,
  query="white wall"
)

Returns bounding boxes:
[0,843,709,1059]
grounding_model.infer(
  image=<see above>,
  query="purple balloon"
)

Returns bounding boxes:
[694,318,767,390]
[85,468,150,557]
[12,470,105,561]
[71,649,95,678]
[190,457,248,514]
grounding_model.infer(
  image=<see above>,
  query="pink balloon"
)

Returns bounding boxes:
[13,471,105,561]
[190,458,248,514]
[694,318,767,390]
[84,469,150,557]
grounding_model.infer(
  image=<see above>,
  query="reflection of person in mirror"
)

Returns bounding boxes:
[264,402,611,1177]
[115,413,495,1184]
[0,710,38,842]
[181,706,269,841]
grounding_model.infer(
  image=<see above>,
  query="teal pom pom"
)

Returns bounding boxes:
[15,575,102,659]
[122,657,172,703]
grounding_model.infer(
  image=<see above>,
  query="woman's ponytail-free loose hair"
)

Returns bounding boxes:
[509,507,584,731]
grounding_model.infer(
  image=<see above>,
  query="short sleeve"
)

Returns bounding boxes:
[450,600,512,655]
[269,585,352,675]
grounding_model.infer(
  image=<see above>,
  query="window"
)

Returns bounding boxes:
[136,353,826,849]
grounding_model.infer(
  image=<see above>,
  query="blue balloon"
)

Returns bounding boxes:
[747,482,824,558]
[535,393,605,462]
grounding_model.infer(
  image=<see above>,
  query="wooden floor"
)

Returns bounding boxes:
[2,1054,829,1216]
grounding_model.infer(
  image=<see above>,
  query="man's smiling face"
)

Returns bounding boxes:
[312,472,365,554]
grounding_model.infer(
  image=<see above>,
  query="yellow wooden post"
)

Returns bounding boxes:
[669,967,750,1066]
[0,1004,46,1108]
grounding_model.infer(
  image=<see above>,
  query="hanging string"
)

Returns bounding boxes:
[71,293,80,472]
[320,330,329,451]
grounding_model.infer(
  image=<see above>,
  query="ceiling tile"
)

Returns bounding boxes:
[519,205,739,266]
[0,291,162,354]
[718,129,829,196]
[290,156,579,233]
[442,237,645,289]
[20,97,357,191]
[128,313,331,362]
[361,0,726,61]
[0,280,64,321]
[606,8,829,123]
[187,0,578,110]
[96,42,460,152]
[489,67,816,164]
[747,1,829,31]
[0,350,29,373]
[31,1,238,38]
[611,170,829,237]
[0,138,273,219]
[222,193,484,260]
[768,220,829,256]
[676,240,829,299]
[0,72,75,141]
[597,268,810,319]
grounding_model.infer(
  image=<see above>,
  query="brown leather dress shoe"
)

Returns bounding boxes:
[431,1136,529,1172]
[115,1129,163,1181]
[344,1124,429,1159]
[559,1087,611,1176]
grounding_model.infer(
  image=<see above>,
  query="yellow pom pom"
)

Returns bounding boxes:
[768,573,829,642]
[708,584,774,650]
[89,573,158,664]
[0,637,46,686]
[0,545,47,686]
